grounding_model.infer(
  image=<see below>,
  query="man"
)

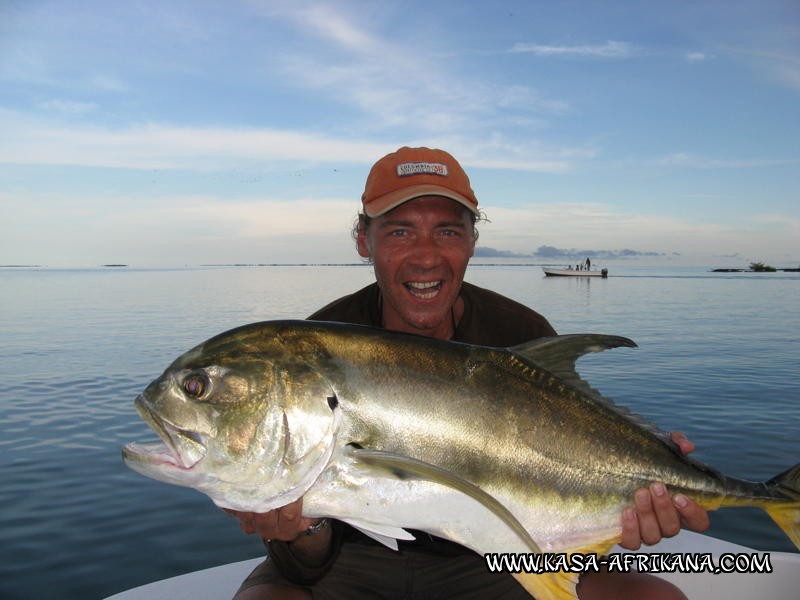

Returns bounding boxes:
[231,147,710,599]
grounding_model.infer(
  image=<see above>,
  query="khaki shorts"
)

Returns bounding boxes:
[237,542,530,600]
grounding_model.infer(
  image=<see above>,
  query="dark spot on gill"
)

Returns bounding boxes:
[327,395,338,410]
[183,430,203,444]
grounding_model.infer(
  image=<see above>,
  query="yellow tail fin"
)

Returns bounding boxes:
[765,463,800,550]
[765,504,800,549]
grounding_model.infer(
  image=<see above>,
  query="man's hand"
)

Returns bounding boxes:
[224,498,319,542]
[620,431,711,550]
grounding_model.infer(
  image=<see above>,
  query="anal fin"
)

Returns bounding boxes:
[511,537,618,600]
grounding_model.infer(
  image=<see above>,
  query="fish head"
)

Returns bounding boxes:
[122,323,340,512]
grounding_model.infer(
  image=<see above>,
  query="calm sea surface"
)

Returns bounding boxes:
[1,264,798,599]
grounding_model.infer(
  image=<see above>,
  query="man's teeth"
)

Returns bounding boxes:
[407,281,441,299]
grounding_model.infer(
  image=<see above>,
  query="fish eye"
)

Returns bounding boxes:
[183,371,210,398]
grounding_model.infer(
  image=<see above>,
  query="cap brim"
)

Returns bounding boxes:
[364,184,479,217]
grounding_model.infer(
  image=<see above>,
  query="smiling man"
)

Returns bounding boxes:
[359,195,471,337]
[231,147,709,600]
[306,147,557,347]
[356,146,478,340]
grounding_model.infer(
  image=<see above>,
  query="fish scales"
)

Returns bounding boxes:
[308,326,696,498]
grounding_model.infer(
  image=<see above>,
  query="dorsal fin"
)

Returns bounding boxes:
[510,334,672,441]
[510,334,637,380]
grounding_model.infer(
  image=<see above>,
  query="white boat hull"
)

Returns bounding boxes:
[543,267,608,278]
[105,531,799,600]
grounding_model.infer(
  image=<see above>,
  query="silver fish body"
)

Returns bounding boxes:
[123,320,800,599]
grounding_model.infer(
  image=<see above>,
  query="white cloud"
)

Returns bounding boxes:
[686,51,712,63]
[131,196,358,238]
[510,41,636,58]
[38,99,97,114]
[478,203,800,265]
[0,111,389,169]
[3,187,797,267]
[450,138,593,173]
[0,190,361,266]
[88,74,130,93]
[256,3,569,137]
[765,58,800,92]
[273,51,568,145]
[0,109,581,173]
[296,4,379,53]
[655,152,800,169]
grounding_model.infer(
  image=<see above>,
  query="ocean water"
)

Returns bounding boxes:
[0,264,797,599]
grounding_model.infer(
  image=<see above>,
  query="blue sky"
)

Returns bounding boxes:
[1,0,798,267]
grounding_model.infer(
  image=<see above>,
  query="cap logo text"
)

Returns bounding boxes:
[397,162,448,177]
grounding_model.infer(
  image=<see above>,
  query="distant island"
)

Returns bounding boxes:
[102,264,129,267]
[712,261,799,273]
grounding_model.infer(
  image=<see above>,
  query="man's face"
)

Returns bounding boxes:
[357,196,476,338]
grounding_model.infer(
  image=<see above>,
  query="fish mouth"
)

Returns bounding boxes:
[404,280,443,300]
[123,395,206,470]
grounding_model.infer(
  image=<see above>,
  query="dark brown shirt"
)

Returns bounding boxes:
[309,281,557,345]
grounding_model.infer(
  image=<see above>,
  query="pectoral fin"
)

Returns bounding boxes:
[347,445,541,554]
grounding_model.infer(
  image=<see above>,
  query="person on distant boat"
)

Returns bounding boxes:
[586,257,591,270]
[230,146,709,600]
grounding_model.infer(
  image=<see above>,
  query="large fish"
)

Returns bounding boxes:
[122,320,800,600]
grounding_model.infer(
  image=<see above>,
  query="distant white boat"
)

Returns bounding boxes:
[543,267,608,278]
[104,531,799,600]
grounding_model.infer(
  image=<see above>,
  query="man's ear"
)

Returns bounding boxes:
[356,228,371,258]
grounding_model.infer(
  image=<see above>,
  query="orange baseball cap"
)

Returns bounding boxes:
[361,147,479,217]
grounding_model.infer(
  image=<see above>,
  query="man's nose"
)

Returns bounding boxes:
[409,235,442,268]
